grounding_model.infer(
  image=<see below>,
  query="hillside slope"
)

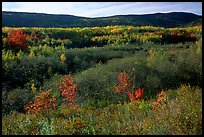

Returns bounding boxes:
[2,11,201,28]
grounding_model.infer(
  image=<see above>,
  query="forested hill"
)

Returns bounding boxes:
[182,18,202,27]
[2,11,202,28]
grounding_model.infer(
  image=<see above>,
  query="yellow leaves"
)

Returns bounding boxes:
[31,83,36,94]
[60,53,66,62]
[29,48,35,58]
[146,61,151,68]
[196,38,202,55]
[29,52,35,57]
[2,50,16,61]
[16,50,22,59]
[3,37,8,45]
[39,45,43,48]
[146,48,157,68]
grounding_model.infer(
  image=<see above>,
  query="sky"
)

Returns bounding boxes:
[2,2,202,18]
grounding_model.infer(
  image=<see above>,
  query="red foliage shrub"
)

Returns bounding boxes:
[135,88,144,100]
[7,29,30,52]
[114,71,144,105]
[127,91,136,104]
[57,75,78,109]
[114,71,131,93]
[152,90,166,111]
[24,90,57,114]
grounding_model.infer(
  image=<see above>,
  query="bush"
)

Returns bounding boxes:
[2,85,202,135]
[73,42,202,104]
[150,85,202,135]
[2,88,34,115]
[2,53,68,89]
[7,29,31,52]
[73,55,148,105]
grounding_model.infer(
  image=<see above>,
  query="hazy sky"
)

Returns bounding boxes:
[2,2,202,17]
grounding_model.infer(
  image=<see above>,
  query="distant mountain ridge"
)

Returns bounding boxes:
[2,11,202,28]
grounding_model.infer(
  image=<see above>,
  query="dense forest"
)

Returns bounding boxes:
[2,12,202,135]
[2,11,202,28]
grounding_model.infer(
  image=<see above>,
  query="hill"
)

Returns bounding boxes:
[182,18,202,27]
[2,11,202,28]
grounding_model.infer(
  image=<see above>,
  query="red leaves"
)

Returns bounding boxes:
[57,75,77,109]
[127,88,144,105]
[127,91,136,104]
[114,71,144,105]
[76,121,82,127]
[114,71,167,111]
[7,29,30,52]
[24,90,57,114]
[152,90,166,111]
[152,101,158,110]
[25,75,78,114]
[114,71,131,93]
[135,88,144,100]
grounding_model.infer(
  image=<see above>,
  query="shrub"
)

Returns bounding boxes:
[7,29,30,52]
[57,75,78,109]
[24,90,57,114]
[73,56,148,105]
[114,71,145,104]
[2,88,34,115]
[2,54,67,89]
[151,85,202,135]
[2,85,202,135]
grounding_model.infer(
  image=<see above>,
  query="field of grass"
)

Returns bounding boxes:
[2,26,202,135]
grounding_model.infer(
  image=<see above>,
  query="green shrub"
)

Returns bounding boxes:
[2,52,68,89]
[151,85,202,135]
[73,55,148,104]
[2,88,34,115]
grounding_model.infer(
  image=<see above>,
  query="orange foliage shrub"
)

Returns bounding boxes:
[152,90,166,110]
[7,29,30,52]
[57,75,78,109]
[24,90,57,114]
